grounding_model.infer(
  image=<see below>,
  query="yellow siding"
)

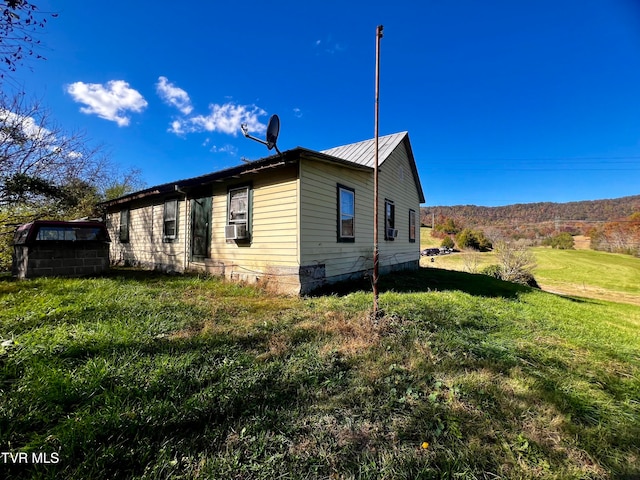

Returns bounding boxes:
[105,140,422,293]
[107,197,188,271]
[299,141,421,280]
[192,164,300,290]
[299,159,375,278]
[377,139,422,266]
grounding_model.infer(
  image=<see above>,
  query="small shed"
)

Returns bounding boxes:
[12,220,111,279]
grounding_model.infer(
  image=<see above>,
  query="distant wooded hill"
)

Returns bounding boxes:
[420,194,640,227]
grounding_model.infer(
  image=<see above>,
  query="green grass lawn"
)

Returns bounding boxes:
[533,248,640,304]
[420,227,640,305]
[1,269,639,479]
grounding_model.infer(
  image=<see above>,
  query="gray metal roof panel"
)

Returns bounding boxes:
[321,131,408,167]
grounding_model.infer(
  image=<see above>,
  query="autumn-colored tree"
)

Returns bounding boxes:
[591,213,640,256]
[432,216,462,239]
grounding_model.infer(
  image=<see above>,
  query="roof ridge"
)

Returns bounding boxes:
[321,131,407,152]
[320,131,408,167]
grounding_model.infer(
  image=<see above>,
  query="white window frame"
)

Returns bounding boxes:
[228,186,249,226]
[385,199,396,241]
[163,199,178,241]
[119,208,130,243]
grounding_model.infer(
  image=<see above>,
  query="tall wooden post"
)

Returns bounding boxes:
[373,25,383,319]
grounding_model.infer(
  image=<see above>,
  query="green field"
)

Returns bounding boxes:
[420,227,640,305]
[0,268,639,479]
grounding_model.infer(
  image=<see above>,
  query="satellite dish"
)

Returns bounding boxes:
[266,114,280,150]
[241,114,282,155]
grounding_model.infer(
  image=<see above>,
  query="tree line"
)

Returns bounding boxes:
[427,211,640,257]
[421,195,640,228]
[0,1,143,270]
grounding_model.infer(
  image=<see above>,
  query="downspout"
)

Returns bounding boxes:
[175,185,188,271]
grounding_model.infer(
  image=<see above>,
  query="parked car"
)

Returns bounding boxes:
[421,248,440,256]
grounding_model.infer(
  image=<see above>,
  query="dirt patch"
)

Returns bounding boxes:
[573,235,591,250]
[538,281,640,307]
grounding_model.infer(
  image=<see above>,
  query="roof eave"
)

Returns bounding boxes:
[99,150,301,208]
[401,133,426,204]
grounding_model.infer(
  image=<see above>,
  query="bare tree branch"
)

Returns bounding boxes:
[0,0,57,80]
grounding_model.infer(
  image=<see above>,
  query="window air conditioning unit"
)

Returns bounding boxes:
[387,228,398,239]
[225,224,248,240]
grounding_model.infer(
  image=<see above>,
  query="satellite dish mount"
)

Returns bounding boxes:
[241,114,281,155]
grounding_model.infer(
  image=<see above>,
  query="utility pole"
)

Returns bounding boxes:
[373,24,383,320]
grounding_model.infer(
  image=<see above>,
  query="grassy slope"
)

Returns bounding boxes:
[534,248,640,303]
[0,270,639,479]
[420,227,640,306]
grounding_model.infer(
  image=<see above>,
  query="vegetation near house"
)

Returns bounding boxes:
[0,268,638,479]
[477,241,538,287]
[0,92,144,271]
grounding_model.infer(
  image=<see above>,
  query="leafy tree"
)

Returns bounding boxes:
[103,168,145,201]
[0,93,109,220]
[0,0,57,79]
[0,93,144,270]
[441,236,454,249]
[542,232,574,249]
[431,215,462,239]
[455,228,492,251]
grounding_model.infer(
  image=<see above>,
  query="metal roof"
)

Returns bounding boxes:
[101,131,425,207]
[320,131,408,167]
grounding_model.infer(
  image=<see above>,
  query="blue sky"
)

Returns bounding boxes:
[8,0,640,207]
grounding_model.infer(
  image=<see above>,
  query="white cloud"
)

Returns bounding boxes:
[156,76,193,115]
[169,119,186,135]
[0,109,55,144]
[0,109,83,160]
[182,102,267,136]
[314,35,346,55]
[66,80,148,127]
[209,144,238,156]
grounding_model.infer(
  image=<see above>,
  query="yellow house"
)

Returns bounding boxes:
[101,132,425,294]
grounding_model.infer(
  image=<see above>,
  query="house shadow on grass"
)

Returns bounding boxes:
[310,266,532,299]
